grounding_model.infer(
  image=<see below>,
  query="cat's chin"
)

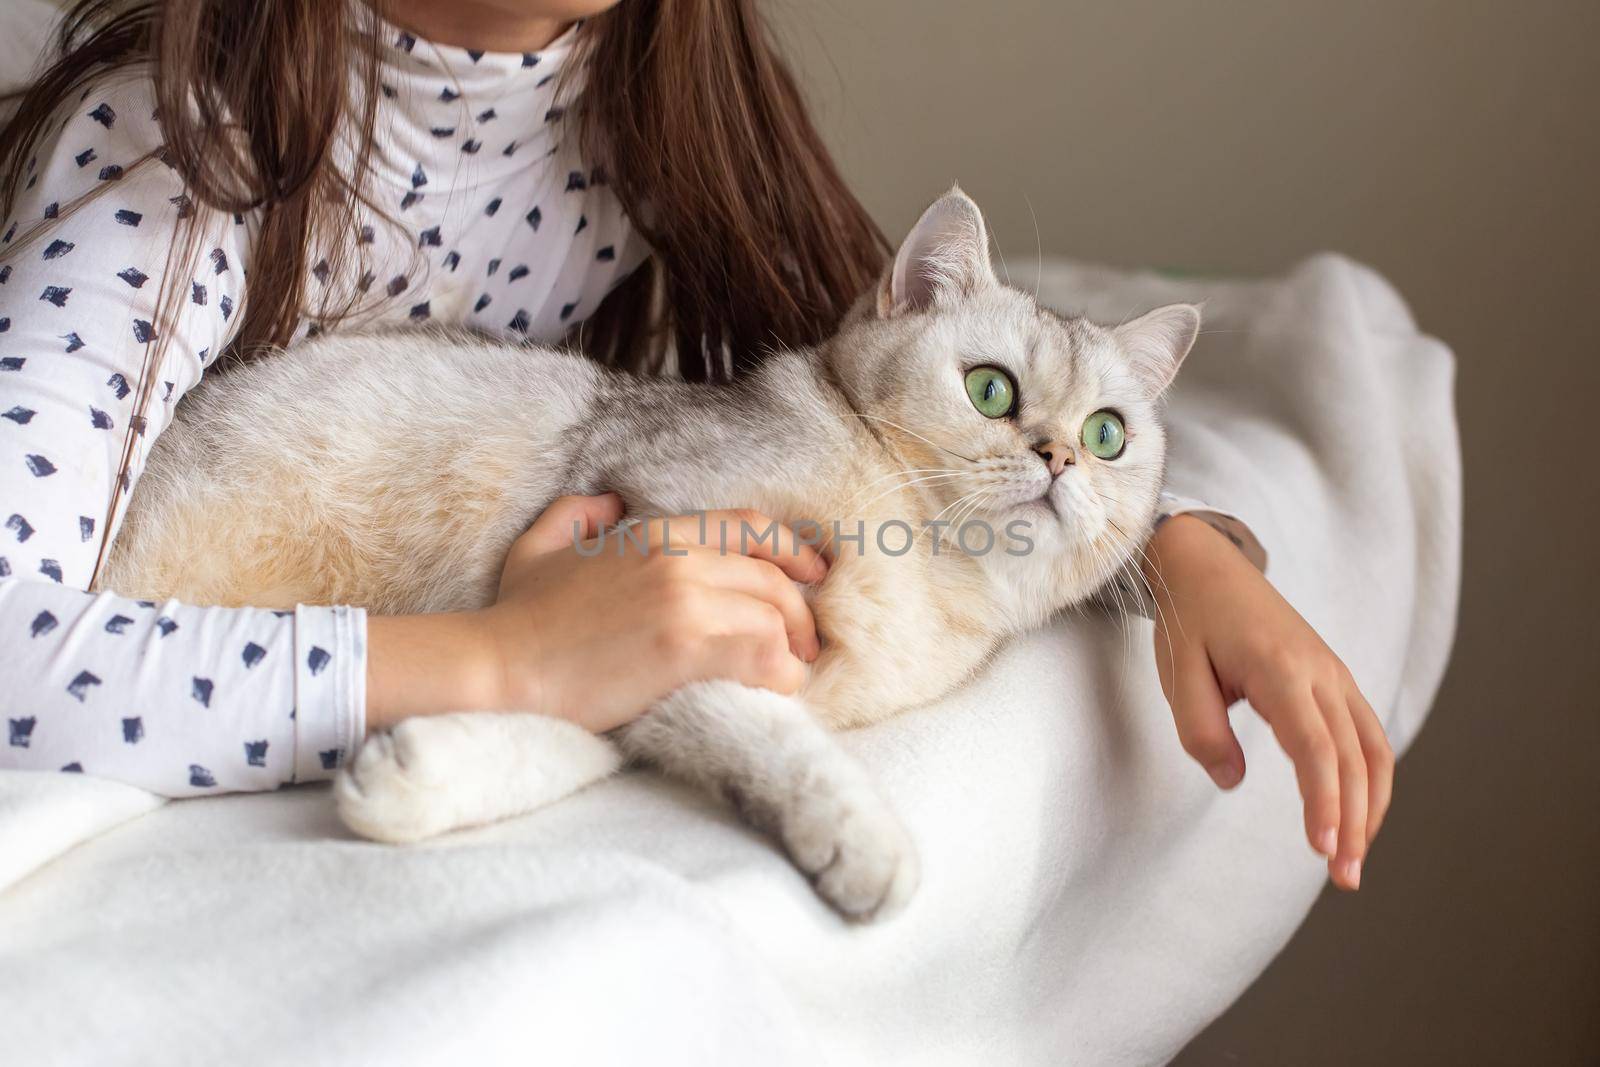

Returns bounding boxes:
[999,496,1059,530]
[1012,495,1109,557]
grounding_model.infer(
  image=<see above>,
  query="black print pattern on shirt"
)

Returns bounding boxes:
[66,670,101,701]
[306,647,331,676]
[9,717,37,747]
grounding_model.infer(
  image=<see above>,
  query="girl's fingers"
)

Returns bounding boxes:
[518,493,626,557]
[722,631,808,695]
[1263,689,1341,860]
[1168,640,1246,790]
[640,510,829,585]
[1317,685,1369,891]
[698,552,821,661]
[695,592,807,694]
[1349,683,1394,845]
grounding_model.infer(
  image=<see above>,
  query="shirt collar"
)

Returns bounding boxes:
[366,17,583,189]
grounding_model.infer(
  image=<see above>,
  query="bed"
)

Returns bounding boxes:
[0,235,1460,1063]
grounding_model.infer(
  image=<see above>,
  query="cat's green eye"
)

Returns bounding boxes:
[1081,410,1126,460]
[964,366,1015,419]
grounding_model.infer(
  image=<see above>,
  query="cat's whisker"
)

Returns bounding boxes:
[826,410,980,464]
[1095,518,1183,693]
[1093,542,1143,680]
[1089,541,1132,659]
[926,486,990,534]
[1134,561,1181,686]
[1023,191,1043,301]
[917,487,991,554]
[913,493,984,553]
[1117,559,1143,677]
[945,489,994,552]
[1097,550,1129,672]
[946,497,984,540]
[847,472,969,518]
[834,466,964,515]
[1104,514,1186,645]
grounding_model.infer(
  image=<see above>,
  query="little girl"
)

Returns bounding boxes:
[0,0,1389,890]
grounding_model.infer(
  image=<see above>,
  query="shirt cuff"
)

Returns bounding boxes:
[291,604,367,783]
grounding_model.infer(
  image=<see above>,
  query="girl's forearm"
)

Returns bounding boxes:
[365,612,506,733]
[1141,513,1233,602]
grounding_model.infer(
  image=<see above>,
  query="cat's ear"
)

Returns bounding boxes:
[877,185,997,318]
[1112,303,1201,393]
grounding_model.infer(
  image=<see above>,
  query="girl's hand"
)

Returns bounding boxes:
[1142,515,1393,891]
[367,494,827,735]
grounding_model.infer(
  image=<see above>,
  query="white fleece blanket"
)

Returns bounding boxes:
[0,249,1460,1065]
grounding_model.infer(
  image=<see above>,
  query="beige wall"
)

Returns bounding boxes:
[769,1,1600,1061]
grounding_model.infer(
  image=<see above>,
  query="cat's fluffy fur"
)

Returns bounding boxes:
[98,189,1197,920]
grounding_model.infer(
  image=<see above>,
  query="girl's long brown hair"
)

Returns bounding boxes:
[0,0,887,577]
[2,0,886,378]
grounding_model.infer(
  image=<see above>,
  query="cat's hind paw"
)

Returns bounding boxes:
[779,776,920,922]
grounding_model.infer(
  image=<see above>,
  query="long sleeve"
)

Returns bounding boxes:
[0,79,365,796]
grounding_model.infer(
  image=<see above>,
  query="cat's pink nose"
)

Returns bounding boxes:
[1035,440,1075,477]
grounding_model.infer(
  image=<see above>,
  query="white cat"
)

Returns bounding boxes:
[100,188,1198,920]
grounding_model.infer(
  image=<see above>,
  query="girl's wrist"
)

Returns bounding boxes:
[1142,513,1238,598]
[365,611,508,733]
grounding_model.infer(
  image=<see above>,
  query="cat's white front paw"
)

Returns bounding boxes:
[335,719,464,843]
[778,774,920,921]
[334,712,622,844]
